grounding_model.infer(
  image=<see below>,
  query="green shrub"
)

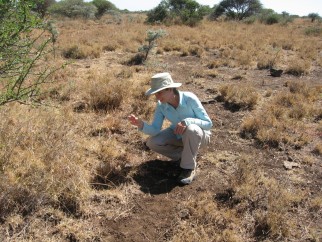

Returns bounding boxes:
[0,0,59,105]
[243,16,257,24]
[49,0,97,19]
[127,29,167,65]
[265,14,280,24]
[308,13,320,22]
[146,0,208,26]
[258,9,280,25]
[305,27,322,36]
[91,0,117,19]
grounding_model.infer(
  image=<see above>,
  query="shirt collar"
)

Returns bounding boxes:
[164,90,185,109]
[178,90,185,107]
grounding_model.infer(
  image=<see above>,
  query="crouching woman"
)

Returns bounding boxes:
[128,72,213,185]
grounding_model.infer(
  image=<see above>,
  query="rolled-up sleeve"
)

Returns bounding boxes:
[142,104,164,136]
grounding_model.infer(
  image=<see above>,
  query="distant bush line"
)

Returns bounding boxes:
[33,0,320,27]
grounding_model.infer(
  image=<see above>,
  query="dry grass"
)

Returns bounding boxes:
[218,83,259,110]
[241,80,321,147]
[285,58,311,76]
[229,158,301,239]
[171,156,306,241]
[171,192,243,242]
[1,14,321,241]
[313,143,322,156]
[54,17,322,72]
[0,105,91,219]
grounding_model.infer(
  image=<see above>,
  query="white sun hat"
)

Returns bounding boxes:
[145,72,182,95]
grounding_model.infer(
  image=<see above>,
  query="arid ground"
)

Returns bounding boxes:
[0,14,321,241]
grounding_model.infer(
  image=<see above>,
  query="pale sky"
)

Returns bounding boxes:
[109,0,322,16]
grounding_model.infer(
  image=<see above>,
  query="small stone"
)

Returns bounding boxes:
[178,209,190,219]
[283,161,300,170]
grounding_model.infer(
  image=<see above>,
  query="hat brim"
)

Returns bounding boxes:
[145,83,182,96]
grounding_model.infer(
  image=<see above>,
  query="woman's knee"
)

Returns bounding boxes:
[184,124,203,138]
[146,136,164,150]
[146,137,155,149]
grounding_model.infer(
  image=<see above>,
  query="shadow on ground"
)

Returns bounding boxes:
[133,159,182,195]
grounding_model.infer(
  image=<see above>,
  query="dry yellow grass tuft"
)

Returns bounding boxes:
[227,157,304,239]
[285,58,311,76]
[172,192,243,242]
[0,105,91,219]
[218,83,259,110]
[62,44,101,59]
[241,80,321,147]
[313,143,322,156]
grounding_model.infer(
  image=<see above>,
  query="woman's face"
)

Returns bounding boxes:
[154,88,173,103]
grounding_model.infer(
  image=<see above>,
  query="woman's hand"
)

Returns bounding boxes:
[128,114,143,129]
[174,121,187,135]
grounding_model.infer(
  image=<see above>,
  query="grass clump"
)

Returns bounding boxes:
[86,78,127,112]
[285,59,311,76]
[130,77,155,120]
[226,158,300,240]
[103,42,119,51]
[63,45,101,59]
[241,81,320,148]
[218,83,259,111]
[305,27,322,36]
[92,138,129,188]
[0,105,90,219]
[312,143,322,156]
[188,45,204,57]
[172,192,243,242]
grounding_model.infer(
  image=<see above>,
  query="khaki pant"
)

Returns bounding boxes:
[146,124,210,169]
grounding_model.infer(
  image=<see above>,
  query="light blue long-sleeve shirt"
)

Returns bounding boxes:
[142,91,213,138]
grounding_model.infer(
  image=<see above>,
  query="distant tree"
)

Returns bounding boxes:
[281,11,289,18]
[308,13,320,22]
[258,8,280,24]
[146,0,208,26]
[171,0,205,26]
[280,11,294,25]
[33,0,56,18]
[210,0,262,20]
[146,0,170,23]
[91,0,117,19]
[199,5,212,16]
[49,0,97,19]
[257,8,281,25]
